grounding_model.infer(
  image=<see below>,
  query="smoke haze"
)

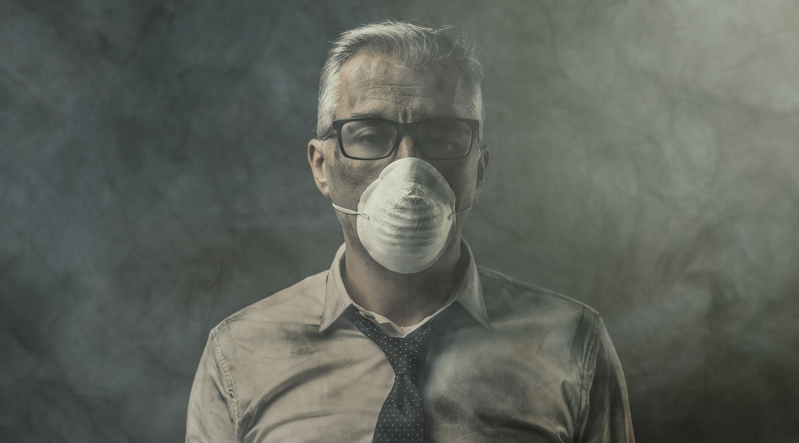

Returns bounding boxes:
[1,0,797,441]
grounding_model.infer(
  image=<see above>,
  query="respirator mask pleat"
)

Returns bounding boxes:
[332,158,470,274]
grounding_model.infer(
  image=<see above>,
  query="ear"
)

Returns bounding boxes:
[308,139,330,197]
[474,144,490,198]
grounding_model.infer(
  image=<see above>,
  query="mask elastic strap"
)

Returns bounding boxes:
[447,206,472,220]
[332,202,371,220]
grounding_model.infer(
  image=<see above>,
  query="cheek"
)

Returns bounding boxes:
[326,151,384,206]
[438,160,480,205]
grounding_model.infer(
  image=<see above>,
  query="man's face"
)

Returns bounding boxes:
[309,52,489,257]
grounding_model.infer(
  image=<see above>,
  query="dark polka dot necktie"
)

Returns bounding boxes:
[344,305,451,443]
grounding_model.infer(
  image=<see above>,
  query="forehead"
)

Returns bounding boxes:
[335,52,475,121]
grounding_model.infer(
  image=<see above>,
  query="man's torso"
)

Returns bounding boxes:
[205,267,600,443]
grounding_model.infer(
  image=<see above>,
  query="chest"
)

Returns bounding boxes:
[235,326,585,443]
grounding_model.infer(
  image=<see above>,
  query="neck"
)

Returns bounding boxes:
[341,237,465,327]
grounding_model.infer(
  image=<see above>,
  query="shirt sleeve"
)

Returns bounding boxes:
[576,316,636,443]
[186,331,239,443]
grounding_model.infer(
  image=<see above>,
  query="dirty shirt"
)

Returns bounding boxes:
[186,242,635,443]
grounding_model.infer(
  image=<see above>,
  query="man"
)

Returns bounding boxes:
[187,21,635,443]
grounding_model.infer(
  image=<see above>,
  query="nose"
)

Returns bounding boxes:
[393,133,420,159]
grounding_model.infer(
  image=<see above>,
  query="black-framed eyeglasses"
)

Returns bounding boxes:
[319,117,479,160]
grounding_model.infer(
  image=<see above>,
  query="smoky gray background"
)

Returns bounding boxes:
[1,0,797,441]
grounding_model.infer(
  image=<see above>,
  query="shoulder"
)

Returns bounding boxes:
[477,266,599,315]
[208,271,328,344]
[477,266,601,338]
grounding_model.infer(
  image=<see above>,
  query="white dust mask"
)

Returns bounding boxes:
[332,158,471,274]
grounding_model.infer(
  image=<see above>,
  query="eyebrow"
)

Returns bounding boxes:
[347,112,386,119]
[344,112,461,121]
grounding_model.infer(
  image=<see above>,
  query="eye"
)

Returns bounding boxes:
[421,130,462,153]
[343,120,396,146]
[425,131,459,145]
[416,120,473,158]
[351,129,386,143]
[350,128,393,145]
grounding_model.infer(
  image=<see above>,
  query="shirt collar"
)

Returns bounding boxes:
[319,240,490,332]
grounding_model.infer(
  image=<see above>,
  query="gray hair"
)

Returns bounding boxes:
[315,20,484,139]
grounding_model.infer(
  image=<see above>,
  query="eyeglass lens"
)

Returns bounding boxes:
[340,119,472,159]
